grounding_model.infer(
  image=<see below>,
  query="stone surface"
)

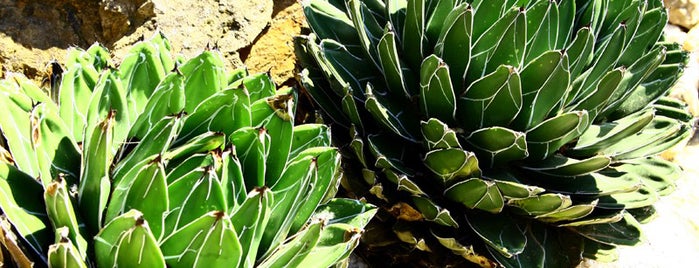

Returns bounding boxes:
[0,0,272,82]
[665,0,699,29]
[99,0,155,43]
[243,0,304,85]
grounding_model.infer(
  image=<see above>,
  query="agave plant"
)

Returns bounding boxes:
[0,33,376,267]
[297,0,693,266]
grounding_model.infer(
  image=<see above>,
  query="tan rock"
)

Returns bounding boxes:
[665,24,688,45]
[685,24,699,51]
[665,0,699,29]
[669,52,699,116]
[244,0,304,84]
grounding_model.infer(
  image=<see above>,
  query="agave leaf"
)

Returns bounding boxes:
[419,54,457,121]
[534,169,642,197]
[612,62,684,117]
[459,65,522,130]
[297,65,349,128]
[508,193,572,216]
[297,199,377,267]
[444,178,504,213]
[402,0,426,71]
[47,228,88,268]
[378,28,415,99]
[230,188,272,268]
[600,116,690,160]
[525,110,589,159]
[129,70,186,139]
[45,179,89,258]
[424,148,480,184]
[221,148,247,213]
[424,0,455,46]
[119,41,167,117]
[231,127,270,189]
[177,89,250,143]
[434,3,472,93]
[86,43,111,71]
[165,131,225,161]
[257,221,322,268]
[348,0,383,66]
[431,230,498,267]
[467,7,526,83]
[112,113,184,185]
[1,217,35,267]
[289,148,342,234]
[524,0,559,61]
[572,23,626,103]
[464,127,528,166]
[386,0,407,41]
[290,124,331,158]
[160,211,242,268]
[570,108,653,157]
[618,7,666,65]
[30,102,81,186]
[420,118,461,150]
[148,31,175,73]
[483,170,546,199]
[569,212,643,246]
[243,72,276,103]
[165,152,214,184]
[165,164,226,234]
[58,60,100,141]
[180,51,226,113]
[365,84,420,141]
[113,220,165,267]
[600,44,666,118]
[302,0,359,48]
[341,86,366,131]
[615,157,682,196]
[511,50,570,130]
[367,135,415,176]
[466,211,526,258]
[489,222,582,267]
[384,168,427,196]
[260,153,316,258]
[319,39,381,99]
[521,155,611,177]
[85,69,131,150]
[0,163,52,260]
[564,27,595,89]
[412,196,459,227]
[0,81,41,177]
[568,68,624,118]
[123,157,168,240]
[535,200,598,223]
[596,185,659,210]
[94,210,142,268]
[78,111,114,232]
[251,91,295,186]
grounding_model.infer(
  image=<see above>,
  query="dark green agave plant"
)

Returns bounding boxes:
[0,33,376,267]
[297,0,693,266]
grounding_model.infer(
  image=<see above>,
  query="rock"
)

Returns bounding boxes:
[111,0,273,69]
[244,0,304,84]
[99,0,156,43]
[665,0,699,29]
[669,52,699,116]
[664,24,688,45]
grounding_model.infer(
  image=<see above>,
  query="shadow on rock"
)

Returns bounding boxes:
[0,0,154,49]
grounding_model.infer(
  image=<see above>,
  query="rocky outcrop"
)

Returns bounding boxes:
[99,0,156,43]
[665,0,699,29]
